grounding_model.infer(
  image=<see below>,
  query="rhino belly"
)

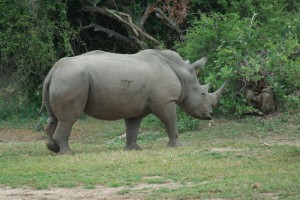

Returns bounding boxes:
[84,98,148,120]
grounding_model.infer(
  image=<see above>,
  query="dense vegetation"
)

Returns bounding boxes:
[0,0,299,120]
[178,0,300,115]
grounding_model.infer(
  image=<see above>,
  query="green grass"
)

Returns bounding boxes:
[0,112,299,199]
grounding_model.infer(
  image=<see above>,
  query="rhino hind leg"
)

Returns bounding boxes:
[52,121,75,155]
[124,116,144,150]
[45,116,60,153]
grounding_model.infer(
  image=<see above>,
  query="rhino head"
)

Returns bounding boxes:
[179,58,226,120]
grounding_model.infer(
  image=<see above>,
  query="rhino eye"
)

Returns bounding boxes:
[201,92,205,96]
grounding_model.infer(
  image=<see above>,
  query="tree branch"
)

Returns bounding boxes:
[139,5,155,27]
[83,6,160,45]
[138,4,181,34]
[79,23,144,50]
[153,7,181,33]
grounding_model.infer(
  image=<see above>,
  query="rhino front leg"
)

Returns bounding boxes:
[124,115,144,150]
[156,102,181,147]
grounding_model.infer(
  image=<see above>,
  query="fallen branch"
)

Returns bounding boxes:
[153,7,181,33]
[139,5,154,27]
[80,24,143,50]
[139,5,181,33]
[83,6,160,45]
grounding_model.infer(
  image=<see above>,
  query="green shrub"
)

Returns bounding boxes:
[177,0,300,115]
[0,0,74,118]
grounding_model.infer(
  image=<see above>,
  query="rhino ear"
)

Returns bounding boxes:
[185,60,190,64]
[191,57,207,70]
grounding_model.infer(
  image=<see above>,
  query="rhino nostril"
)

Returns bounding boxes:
[209,112,213,117]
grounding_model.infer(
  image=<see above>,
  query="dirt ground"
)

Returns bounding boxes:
[0,128,46,142]
[0,183,191,200]
[0,185,130,200]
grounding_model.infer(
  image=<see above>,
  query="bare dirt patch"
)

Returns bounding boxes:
[0,180,197,200]
[0,128,46,142]
[210,147,244,152]
[0,185,128,200]
[261,135,300,147]
[0,127,90,143]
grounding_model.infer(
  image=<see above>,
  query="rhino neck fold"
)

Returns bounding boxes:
[156,50,190,105]
[177,81,187,104]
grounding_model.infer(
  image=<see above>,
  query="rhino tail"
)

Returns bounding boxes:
[38,67,55,116]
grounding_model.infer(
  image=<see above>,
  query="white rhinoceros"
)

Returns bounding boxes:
[40,49,225,154]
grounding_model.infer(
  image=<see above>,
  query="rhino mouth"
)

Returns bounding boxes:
[192,113,212,120]
[200,115,212,120]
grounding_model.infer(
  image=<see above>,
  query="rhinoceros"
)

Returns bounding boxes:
[40,49,225,154]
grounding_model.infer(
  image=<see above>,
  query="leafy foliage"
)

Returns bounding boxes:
[0,0,74,118]
[177,0,300,115]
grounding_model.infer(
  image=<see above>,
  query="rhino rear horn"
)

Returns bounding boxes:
[191,57,207,70]
[185,60,191,64]
[203,83,211,91]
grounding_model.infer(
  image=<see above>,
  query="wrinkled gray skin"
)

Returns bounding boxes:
[41,49,224,154]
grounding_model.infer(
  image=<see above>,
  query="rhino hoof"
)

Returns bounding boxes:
[167,140,181,147]
[46,142,60,153]
[58,149,75,155]
[124,144,142,151]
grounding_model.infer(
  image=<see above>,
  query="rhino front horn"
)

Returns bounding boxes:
[213,82,226,98]
[209,82,226,108]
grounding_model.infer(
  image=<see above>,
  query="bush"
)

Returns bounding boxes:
[0,0,74,118]
[177,0,300,115]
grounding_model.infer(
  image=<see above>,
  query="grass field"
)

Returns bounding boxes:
[0,112,299,199]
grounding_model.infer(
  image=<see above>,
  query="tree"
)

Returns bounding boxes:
[71,0,190,53]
